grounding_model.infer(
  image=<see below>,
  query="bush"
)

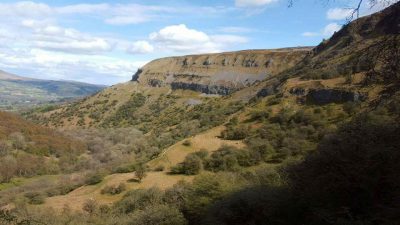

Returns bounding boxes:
[83,199,98,214]
[221,125,249,140]
[135,164,147,182]
[153,165,165,171]
[24,192,45,205]
[101,183,126,195]
[170,153,202,175]
[203,146,240,172]
[248,110,269,122]
[182,140,192,146]
[126,204,187,225]
[114,188,163,214]
[85,172,105,185]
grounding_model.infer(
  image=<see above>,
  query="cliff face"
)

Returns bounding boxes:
[132,48,311,95]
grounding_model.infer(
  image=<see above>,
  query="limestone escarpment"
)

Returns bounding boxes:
[132,48,311,95]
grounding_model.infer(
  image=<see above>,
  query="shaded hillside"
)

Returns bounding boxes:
[282,2,399,84]
[0,70,106,110]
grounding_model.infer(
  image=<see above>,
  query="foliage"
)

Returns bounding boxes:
[85,171,105,185]
[171,153,203,175]
[101,183,126,195]
[24,192,45,205]
[125,204,187,225]
[135,164,147,182]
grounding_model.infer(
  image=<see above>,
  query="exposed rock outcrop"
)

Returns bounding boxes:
[132,48,311,95]
[306,89,365,104]
[171,82,236,95]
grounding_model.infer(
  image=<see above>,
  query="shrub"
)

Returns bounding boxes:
[203,146,240,172]
[248,110,269,122]
[153,165,165,171]
[101,183,126,195]
[114,188,163,214]
[170,154,202,175]
[83,199,98,214]
[85,172,105,185]
[182,140,192,147]
[126,204,187,225]
[221,125,249,140]
[24,192,45,205]
[135,164,147,182]
[193,149,208,159]
[343,101,360,115]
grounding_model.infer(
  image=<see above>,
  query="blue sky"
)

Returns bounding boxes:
[0,0,393,85]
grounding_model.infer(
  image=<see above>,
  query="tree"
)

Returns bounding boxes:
[135,164,147,182]
[0,156,17,183]
[9,132,26,151]
[0,141,10,156]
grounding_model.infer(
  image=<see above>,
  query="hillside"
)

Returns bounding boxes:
[0,111,87,183]
[3,2,399,225]
[0,70,106,111]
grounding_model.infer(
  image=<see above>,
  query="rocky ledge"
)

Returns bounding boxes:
[132,48,311,95]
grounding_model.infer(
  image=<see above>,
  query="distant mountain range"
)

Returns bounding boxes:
[0,70,106,110]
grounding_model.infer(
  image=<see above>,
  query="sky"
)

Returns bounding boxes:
[0,0,395,85]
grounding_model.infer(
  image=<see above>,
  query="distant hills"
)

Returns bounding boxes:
[0,70,106,110]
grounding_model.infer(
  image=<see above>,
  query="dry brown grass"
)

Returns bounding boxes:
[149,126,245,170]
[39,171,192,212]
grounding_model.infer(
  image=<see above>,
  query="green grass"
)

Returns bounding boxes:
[0,175,59,191]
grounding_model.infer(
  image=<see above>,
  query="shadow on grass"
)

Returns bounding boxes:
[127,178,141,183]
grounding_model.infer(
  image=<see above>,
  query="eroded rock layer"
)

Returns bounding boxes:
[132,48,311,95]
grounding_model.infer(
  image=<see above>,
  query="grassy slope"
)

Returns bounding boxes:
[37,125,245,211]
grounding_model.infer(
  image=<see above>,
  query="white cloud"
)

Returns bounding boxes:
[150,24,210,45]
[302,23,342,38]
[55,3,109,14]
[0,1,52,18]
[219,26,255,33]
[0,47,146,84]
[235,0,278,7]
[127,41,154,54]
[149,24,248,54]
[0,2,233,26]
[301,32,319,37]
[21,20,113,54]
[105,16,151,25]
[327,8,353,20]
[322,23,342,36]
